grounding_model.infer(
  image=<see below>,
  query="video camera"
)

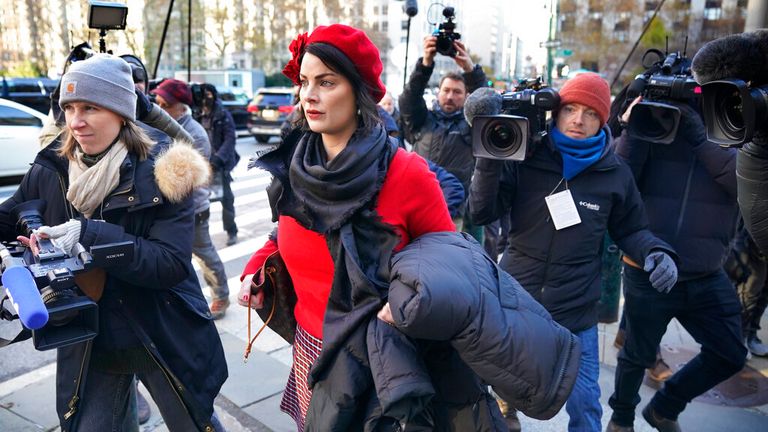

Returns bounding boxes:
[626,49,700,145]
[471,77,560,161]
[0,200,132,351]
[432,6,461,57]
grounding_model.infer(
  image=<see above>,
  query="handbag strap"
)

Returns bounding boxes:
[243,266,277,363]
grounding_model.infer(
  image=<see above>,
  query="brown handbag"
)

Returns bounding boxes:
[244,250,297,361]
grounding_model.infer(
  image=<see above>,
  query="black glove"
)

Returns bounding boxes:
[210,154,225,169]
[673,102,707,147]
[135,90,152,122]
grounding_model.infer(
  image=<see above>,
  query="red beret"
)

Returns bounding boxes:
[558,73,611,124]
[282,24,386,102]
[151,78,194,106]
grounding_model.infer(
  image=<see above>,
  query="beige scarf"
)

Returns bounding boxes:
[67,141,129,219]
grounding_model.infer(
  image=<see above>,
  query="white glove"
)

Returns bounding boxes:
[35,219,82,257]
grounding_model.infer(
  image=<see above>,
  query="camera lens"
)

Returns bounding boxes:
[484,120,523,157]
[628,103,678,144]
[718,91,744,137]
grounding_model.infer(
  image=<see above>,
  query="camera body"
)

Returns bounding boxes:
[1,200,133,351]
[473,78,560,161]
[432,7,461,57]
[626,52,700,145]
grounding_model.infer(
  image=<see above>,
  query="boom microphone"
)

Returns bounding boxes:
[464,87,503,127]
[692,30,768,85]
[1,248,48,330]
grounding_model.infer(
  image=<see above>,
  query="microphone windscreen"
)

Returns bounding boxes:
[692,30,768,85]
[2,266,48,330]
[464,87,503,127]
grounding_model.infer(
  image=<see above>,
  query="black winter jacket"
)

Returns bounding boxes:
[615,126,738,279]
[388,232,580,420]
[202,100,240,172]
[0,139,227,432]
[399,59,487,194]
[469,127,675,332]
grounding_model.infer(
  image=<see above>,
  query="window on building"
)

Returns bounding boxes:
[383,4,388,15]
[704,6,722,20]
[589,17,602,33]
[561,15,575,33]
[373,6,379,15]
[645,1,660,11]
[588,0,603,13]
[402,20,409,30]
[382,21,388,32]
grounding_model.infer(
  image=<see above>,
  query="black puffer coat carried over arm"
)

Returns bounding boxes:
[388,232,580,420]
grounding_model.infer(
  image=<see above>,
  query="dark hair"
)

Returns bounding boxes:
[439,72,467,91]
[293,43,381,134]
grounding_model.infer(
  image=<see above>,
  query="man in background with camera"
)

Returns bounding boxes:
[605,61,746,431]
[399,34,487,241]
[152,79,231,320]
[469,72,678,432]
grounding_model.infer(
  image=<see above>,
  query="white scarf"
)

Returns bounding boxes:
[67,141,129,219]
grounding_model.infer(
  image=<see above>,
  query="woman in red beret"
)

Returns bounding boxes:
[236,24,473,430]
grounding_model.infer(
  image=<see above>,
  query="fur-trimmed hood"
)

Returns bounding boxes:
[153,140,210,203]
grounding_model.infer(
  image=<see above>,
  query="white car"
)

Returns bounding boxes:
[0,98,47,179]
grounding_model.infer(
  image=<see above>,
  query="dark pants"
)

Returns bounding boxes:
[75,350,225,431]
[217,169,237,236]
[193,209,229,301]
[608,265,746,426]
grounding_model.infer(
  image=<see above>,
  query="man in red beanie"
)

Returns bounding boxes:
[399,36,488,243]
[469,72,678,432]
[152,79,231,320]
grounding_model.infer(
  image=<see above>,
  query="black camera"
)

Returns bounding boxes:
[0,200,132,351]
[432,7,461,57]
[473,78,560,161]
[699,80,768,147]
[626,51,700,145]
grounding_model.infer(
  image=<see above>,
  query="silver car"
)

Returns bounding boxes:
[0,98,47,179]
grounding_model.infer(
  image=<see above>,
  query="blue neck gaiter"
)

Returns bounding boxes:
[551,126,606,180]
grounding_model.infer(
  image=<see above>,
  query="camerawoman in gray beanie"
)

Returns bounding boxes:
[59,53,137,121]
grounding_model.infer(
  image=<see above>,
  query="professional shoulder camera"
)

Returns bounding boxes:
[472,77,560,161]
[432,6,461,57]
[626,49,700,145]
[0,200,132,351]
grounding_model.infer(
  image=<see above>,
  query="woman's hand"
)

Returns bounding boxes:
[16,234,40,256]
[621,96,643,125]
[237,273,265,309]
[377,302,395,325]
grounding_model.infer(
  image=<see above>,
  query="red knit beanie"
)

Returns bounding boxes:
[558,72,611,124]
[282,24,386,102]
[151,78,194,106]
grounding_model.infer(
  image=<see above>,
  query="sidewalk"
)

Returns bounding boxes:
[2,280,767,431]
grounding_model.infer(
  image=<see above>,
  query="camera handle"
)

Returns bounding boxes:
[98,29,108,54]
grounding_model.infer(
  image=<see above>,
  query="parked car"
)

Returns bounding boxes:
[217,87,251,132]
[1,77,58,115]
[246,87,295,143]
[423,88,437,110]
[0,98,47,180]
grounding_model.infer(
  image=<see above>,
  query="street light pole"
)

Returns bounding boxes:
[546,0,558,85]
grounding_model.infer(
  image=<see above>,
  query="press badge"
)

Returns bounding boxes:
[545,189,581,230]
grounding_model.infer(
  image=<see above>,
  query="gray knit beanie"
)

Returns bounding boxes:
[59,54,137,121]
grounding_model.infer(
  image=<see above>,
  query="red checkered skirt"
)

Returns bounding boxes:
[280,324,322,431]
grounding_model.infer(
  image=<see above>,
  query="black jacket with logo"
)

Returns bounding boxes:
[469,127,675,332]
